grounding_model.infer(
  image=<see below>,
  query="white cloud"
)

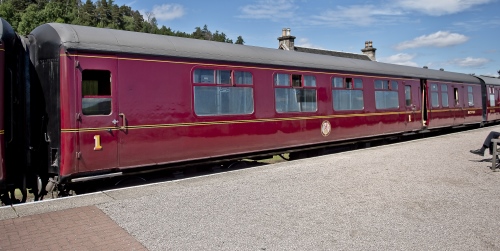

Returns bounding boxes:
[309,5,405,27]
[239,0,297,20]
[379,53,419,67]
[395,31,469,50]
[449,57,490,67]
[395,0,493,16]
[151,4,185,21]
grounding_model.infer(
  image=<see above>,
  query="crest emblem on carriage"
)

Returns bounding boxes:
[321,120,331,137]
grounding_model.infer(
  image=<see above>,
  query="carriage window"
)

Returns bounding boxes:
[275,73,317,113]
[441,85,449,107]
[405,85,411,106]
[454,88,459,106]
[193,69,215,83]
[81,70,111,115]
[292,74,302,87]
[332,77,364,111]
[430,83,439,108]
[468,86,474,106]
[193,69,254,116]
[234,71,253,84]
[374,79,399,109]
[274,73,290,86]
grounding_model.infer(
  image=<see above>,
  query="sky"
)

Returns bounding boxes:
[116,0,500,77]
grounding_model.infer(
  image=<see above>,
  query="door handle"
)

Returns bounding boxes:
[119,113,127,130]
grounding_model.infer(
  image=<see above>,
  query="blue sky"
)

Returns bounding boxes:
[116,0,499,77]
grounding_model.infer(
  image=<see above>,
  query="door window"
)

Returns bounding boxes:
[82,70,112,115]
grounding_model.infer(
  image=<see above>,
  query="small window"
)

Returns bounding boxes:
[354,78,363,88]
[346,78,353,89]
[217,70,231,84]
[391,81,398,90]
[374,80,389,89]
[193,69,215,83]
[454,88,459,106]
[274,73,290,86]
[333,77,343,88]
[234,71,253,85]
[82,70,111,115]
[304,75,316,87]
[292,74,302,87]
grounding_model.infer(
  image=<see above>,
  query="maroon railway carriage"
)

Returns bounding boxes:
[478,76,500,122]
[26,23,484,191]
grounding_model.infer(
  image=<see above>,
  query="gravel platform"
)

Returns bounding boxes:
[93,126,500,250]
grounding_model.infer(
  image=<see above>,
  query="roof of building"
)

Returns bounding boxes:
[294,46,371,61]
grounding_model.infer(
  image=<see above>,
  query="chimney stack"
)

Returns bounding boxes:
[361,41,376,61]
[278,28,296,51]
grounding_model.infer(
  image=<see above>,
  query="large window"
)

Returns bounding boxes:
[193,69,254,116]
[82,70,112,115]
[375,80,399,109]
[274,73,317,113]
[332,77,364,111]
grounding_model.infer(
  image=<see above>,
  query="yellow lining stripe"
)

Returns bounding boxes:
[60,109,487,133]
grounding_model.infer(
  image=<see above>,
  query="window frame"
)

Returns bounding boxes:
[274,72,318,113]
[374,79,399,110]
[81,69,113,116]
[331,76,365,111]
[192,67,255,116]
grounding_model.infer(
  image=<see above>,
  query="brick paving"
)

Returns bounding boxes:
[0,206,146,251]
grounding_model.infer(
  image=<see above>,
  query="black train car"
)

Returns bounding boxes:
[0,18,42,204]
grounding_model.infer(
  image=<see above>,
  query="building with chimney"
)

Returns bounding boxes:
[278,28,376,61]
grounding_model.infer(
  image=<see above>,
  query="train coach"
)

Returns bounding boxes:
[0,18,36,204]
[2,20,500,203]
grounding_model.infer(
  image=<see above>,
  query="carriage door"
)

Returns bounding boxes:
[452,85,465,125]
[420,79,429,127]
[404,83,421,131]
[76,57,119,172]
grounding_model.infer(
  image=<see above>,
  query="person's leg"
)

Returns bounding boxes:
[471,131,500,156]
[483,131,500,147]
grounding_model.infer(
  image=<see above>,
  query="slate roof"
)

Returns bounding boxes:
[30,23,480,84]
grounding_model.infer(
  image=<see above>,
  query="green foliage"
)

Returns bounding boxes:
[0,0,245,45]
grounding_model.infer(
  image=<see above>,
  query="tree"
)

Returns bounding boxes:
[235,36,244,45]
[95,0,111,28]
[17,4,45,35]
[0,0,246,44]
[79,0,96,26]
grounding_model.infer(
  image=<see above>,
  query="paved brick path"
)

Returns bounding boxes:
[0,206,146,251]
